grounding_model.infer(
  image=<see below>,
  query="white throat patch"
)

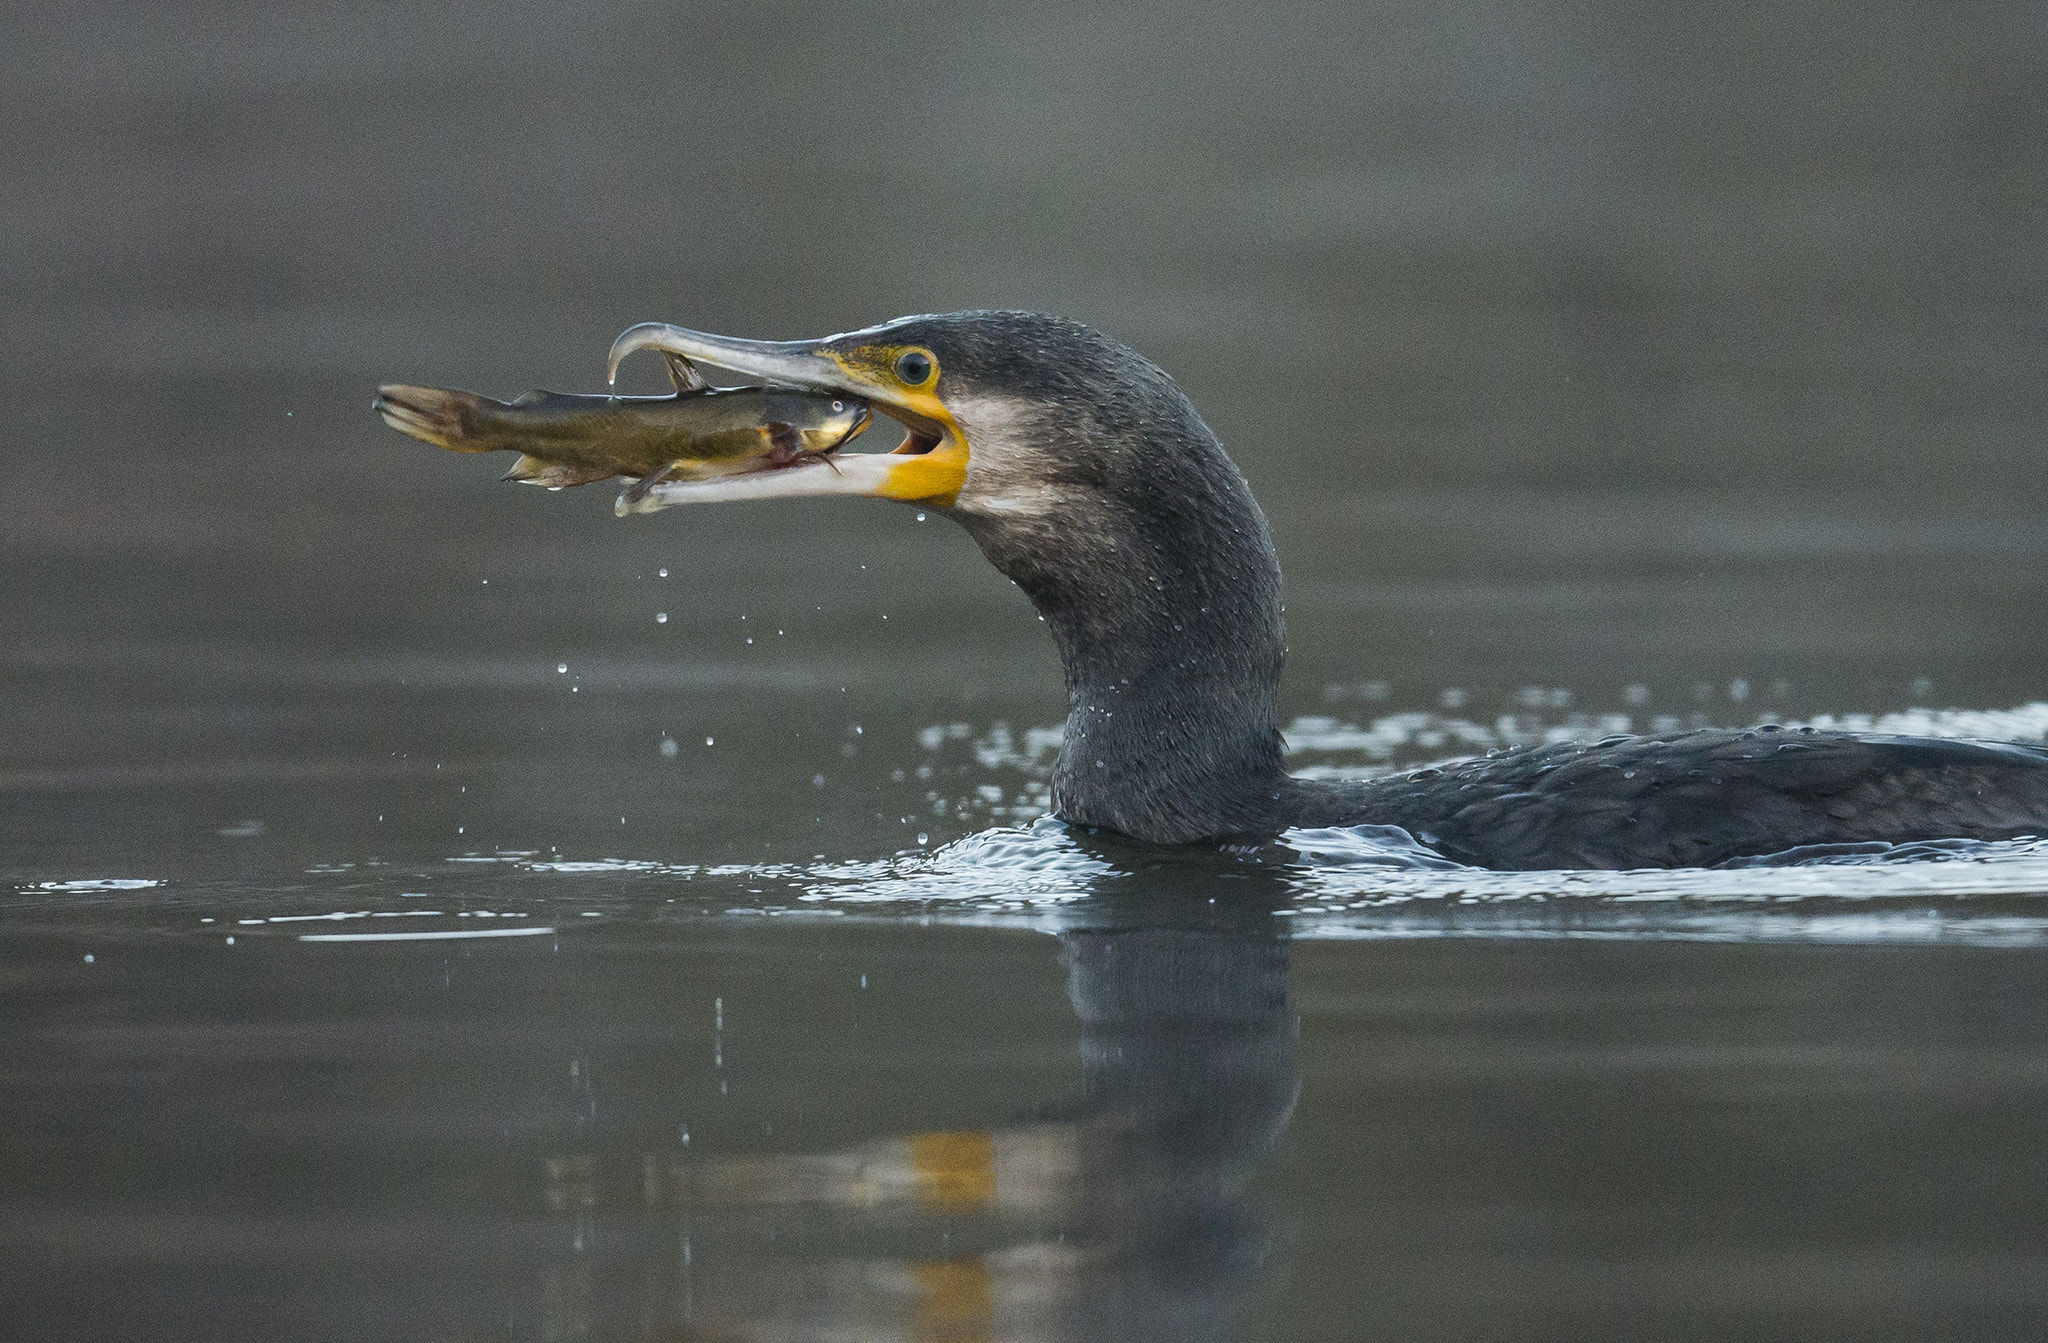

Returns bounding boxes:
[949,393,1070,520]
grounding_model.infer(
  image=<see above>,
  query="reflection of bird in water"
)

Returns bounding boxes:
[603,895,1295,1343]
[609,312,2048,868]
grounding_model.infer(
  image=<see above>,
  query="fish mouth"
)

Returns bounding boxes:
[605,323,966,513]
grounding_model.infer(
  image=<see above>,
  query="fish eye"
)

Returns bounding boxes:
[830,400,844,412]
[894,350,934,386]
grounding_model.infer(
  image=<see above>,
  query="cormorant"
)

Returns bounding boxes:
[601,310,2048,870]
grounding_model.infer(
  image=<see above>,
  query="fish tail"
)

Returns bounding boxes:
[373,385,499,453]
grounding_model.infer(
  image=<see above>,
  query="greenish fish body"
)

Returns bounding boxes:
[374,384,872,488]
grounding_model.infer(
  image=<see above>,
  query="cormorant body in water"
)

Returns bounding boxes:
[594,311,2048,869]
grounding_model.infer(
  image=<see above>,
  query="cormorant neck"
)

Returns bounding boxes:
[949,406,1294,844]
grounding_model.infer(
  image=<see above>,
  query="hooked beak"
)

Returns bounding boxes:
[607,323,967,513]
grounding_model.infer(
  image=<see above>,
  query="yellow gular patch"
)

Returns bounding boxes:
[823,345,970,505]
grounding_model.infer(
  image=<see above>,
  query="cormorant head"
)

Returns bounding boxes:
[610,310,1215,529]
[611,308,1279,669]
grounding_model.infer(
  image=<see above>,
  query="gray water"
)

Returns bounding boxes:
[6,2,2048,1338]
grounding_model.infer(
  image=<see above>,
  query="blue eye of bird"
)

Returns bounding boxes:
[895,351,933,385]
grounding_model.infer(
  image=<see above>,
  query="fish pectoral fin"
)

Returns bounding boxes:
[618,461,685,509]
[663,352,707,392]
[766,422,804,461]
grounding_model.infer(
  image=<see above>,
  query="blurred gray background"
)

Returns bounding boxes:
[4,0,2045,869]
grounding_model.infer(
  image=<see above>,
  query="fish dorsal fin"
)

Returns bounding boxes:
[663,352,707,392]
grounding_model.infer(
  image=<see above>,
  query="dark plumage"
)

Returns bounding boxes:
[893,315,2048,867]
[1291,728,2048,870]
[600,311,2048,869]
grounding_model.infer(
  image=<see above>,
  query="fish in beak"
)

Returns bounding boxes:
[375,381,872,493]
[604,321,972,513]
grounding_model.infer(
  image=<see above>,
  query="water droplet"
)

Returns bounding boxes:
[658,568,669,578]
[557,663,568,674]
[916,832,929,845]
[660,738,679,757]
[82,954,94,964]
[655,612,668,624]
[915,512,927,522]
[705,736,715,746]
[812,774,825,787]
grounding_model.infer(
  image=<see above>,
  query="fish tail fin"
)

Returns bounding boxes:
[373,385,500,452]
